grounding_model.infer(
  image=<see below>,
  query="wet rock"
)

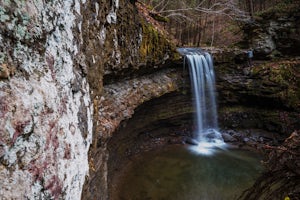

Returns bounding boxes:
[97,69,183,139]
[184,137,199,145]
[222,132,237,142]
[217,58,300,135]
[203,47,247,64]
[221,129,283,149]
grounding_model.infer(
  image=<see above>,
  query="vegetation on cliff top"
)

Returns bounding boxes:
[138,0,300,48]
[136,2,180,64]
[255,0,300,19]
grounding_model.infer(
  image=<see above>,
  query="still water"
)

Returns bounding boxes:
[113,145,264,200]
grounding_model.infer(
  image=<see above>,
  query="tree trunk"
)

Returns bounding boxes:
[210,17,215,47]
[248,0,254,20]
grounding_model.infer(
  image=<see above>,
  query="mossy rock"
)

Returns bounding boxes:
[149,12,169,23]
[241,0,300,57]
[250,60,300,110]
[139,18,180,65]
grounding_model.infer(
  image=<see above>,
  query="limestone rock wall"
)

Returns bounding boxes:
[80,0,179,94]
[216,58,300,134]
[82,68,183,200]
[0,0,92,199]
[241,1,300,58]
[0,0,181,199]
[80,1,181,199]
[3,0,298,199]
[98,69,182,139]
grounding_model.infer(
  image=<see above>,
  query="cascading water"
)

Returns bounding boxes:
[178,48,226,155]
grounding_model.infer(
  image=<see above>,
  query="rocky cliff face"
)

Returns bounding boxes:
[240,130,300,200]
[241,1,300,58]
[79,1,181,199]
[80,0,179,94]
[217,58,300,134]
[1,0,299,199]
[0,0,181,199]
[83,69,184,200]
[0,1,93,199]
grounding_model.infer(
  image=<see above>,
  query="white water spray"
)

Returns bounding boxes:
[178,48,226,155]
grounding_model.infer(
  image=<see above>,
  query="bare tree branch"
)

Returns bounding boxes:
[139,0,252,46]
[152,0,250,22]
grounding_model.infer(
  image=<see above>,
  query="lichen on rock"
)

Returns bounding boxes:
[0,0,93,199]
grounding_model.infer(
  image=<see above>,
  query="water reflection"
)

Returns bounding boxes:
[113,146,264,200]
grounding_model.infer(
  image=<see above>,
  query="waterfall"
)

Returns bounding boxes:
[178,48,226,155]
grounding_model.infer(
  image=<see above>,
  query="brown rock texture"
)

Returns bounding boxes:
[82,68,184,200]
[240,130,300,200]
[1,0,299,199]
[0,0,180,199]
[216,58,300,134]
[241,1,300,58]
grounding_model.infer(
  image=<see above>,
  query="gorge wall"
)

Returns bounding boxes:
[0,1,93,199]
[0,0,181,199]
[241,1,300,58]
[222,1,300,133]
[1,0,299,199]
[80,1,182,199]
[216,57,299,138]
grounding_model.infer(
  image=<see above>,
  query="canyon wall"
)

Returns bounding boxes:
[1,0,299,199]
[0,0,93,199]
[80,1,181,199]
[0,0,181,199]
[216,57,300,134]
[241,1,300,58]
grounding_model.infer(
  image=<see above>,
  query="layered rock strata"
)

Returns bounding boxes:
[0,0,180,199]
[217,58,300,134]
[82,68,183,200]
[1,0,300,199]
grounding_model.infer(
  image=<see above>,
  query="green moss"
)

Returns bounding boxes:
[139,19,179,65]
[139,22,164,61]
[149,13,169,23]
[251,60,300,110]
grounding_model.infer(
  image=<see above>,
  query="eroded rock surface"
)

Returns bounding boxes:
[82,68,183,200]
[217,58,300,134]
[0,0,182,198]
[1,0,300,199]
[0,0,92,199]
[241,1,300,58]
